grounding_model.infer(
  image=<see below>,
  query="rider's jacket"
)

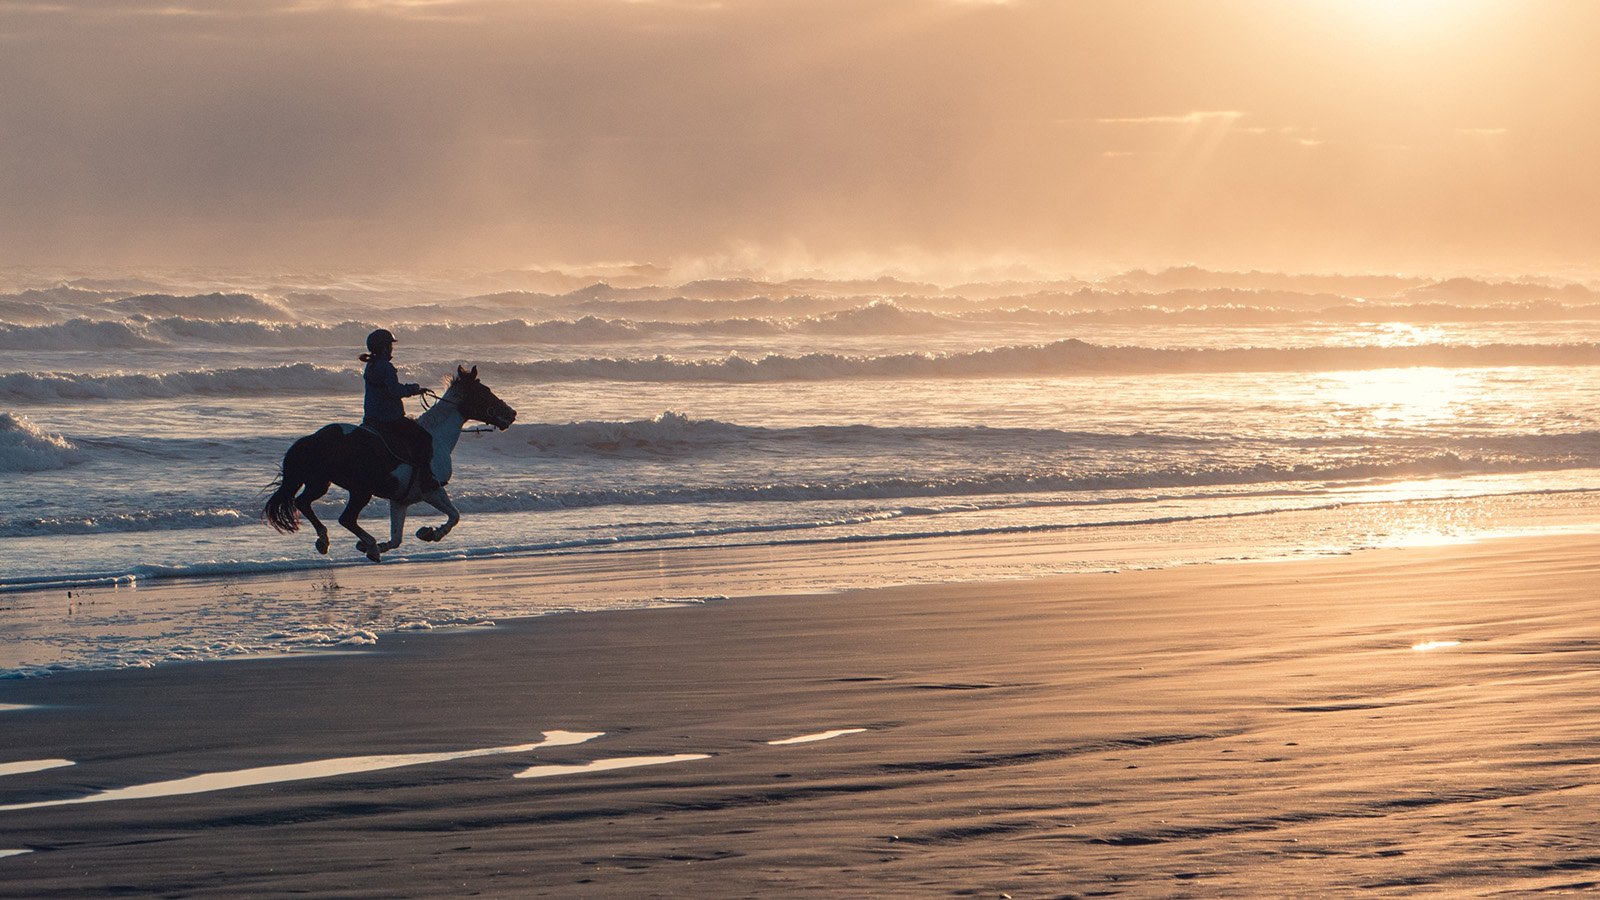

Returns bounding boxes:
[363,357,420,423]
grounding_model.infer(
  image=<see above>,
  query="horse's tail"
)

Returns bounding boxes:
[262,468,302,533]
[263,433,320,533]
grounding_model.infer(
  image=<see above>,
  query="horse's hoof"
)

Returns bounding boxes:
[417,527,440,542]
[315,538,330,555]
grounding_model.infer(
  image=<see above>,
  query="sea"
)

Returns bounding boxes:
[5,264,1600,677]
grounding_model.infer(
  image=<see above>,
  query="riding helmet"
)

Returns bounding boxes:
[366,328,397,354]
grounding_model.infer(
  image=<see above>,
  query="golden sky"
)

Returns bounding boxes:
[2,0,1596,275]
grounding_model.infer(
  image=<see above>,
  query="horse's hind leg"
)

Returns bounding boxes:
[296,481,332,555]
[338,491,384,562]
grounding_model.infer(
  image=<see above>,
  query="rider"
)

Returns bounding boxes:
[360,328,442,494]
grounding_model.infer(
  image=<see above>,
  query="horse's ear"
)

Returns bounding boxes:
[457,365,469,379]
[470,365,478,379]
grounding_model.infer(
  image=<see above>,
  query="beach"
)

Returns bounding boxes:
[4,531,1599,898]
[11,0,1600,894]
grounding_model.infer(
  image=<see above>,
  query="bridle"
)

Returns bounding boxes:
[419,385,495,434]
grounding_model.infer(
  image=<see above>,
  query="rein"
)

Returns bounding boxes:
[419,388,492,434]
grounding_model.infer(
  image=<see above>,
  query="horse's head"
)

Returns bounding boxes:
[448,365,517,430]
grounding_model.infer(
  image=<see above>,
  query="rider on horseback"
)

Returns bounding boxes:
[360,328,442,494]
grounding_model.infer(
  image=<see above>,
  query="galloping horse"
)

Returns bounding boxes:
[263,365,516,562]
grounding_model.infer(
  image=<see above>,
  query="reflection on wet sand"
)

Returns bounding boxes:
[0,759,73,779]
[768,728,868,745]
[514,754,711,779]
[0,731,603,813]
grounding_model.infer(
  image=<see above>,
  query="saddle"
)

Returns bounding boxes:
[358,418,441,492]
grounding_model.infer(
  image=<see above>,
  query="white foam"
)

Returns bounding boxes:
[0,363,354,402]
[513,754,710,779]
[489,339,1600,383]
[1412,640,1463,651]
[0,731,601,813]
[767,728,868,745]
[0,759,73,778]
[0,414,79,472]
[0,849,32,859]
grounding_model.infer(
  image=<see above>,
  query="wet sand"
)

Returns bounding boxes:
[3,533,1600,898]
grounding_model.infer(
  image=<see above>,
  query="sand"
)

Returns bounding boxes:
[3,533,1600,898]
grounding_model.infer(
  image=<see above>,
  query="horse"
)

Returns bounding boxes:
[263,365,516,562]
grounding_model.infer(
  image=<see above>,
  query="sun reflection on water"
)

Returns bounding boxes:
[1324,367,1475,431]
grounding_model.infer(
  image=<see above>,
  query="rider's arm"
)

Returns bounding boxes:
[374,361,420,399]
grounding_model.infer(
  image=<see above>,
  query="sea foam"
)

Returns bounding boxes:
[0,414,80,472]
[0,364,356,402]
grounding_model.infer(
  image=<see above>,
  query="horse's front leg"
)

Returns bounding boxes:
[415,489,461,543]
[381,500,410,554]
[338,491,384,562]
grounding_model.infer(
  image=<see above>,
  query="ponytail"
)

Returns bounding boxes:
[359,353,373,362]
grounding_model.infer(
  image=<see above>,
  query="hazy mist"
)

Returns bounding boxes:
[4,0,1598,275]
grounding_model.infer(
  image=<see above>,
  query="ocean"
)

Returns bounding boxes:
[5,265,1600,676]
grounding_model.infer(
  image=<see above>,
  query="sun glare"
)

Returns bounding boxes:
[1326,368,1472,431]
[1330,0,1500,34]
[1360,0,1453,24]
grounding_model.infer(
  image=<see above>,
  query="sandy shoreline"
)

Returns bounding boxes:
[3,533,1600,897]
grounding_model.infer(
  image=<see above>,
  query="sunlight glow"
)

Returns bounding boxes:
[1325,368,1471,430]
[1331,0,1487,30]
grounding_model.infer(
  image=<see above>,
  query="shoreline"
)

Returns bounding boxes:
[8,492,1600,679]
[4,531,1600,896]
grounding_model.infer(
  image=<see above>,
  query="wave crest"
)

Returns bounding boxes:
[0,414,80,472]
[484,340,1600,383]
[0,364,356,402]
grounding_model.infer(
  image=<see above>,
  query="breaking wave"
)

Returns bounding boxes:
[0,364,357,402]
[0,414,80,472]
[484,340,1600,383]
[11,340,1598,406]
[11,292,1600,351]
[5,412,1597,538]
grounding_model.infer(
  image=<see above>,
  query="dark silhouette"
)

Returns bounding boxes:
[264,365,516,562]
[360,328,441,494]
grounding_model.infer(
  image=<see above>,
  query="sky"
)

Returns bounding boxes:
[3,0,1599,276]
